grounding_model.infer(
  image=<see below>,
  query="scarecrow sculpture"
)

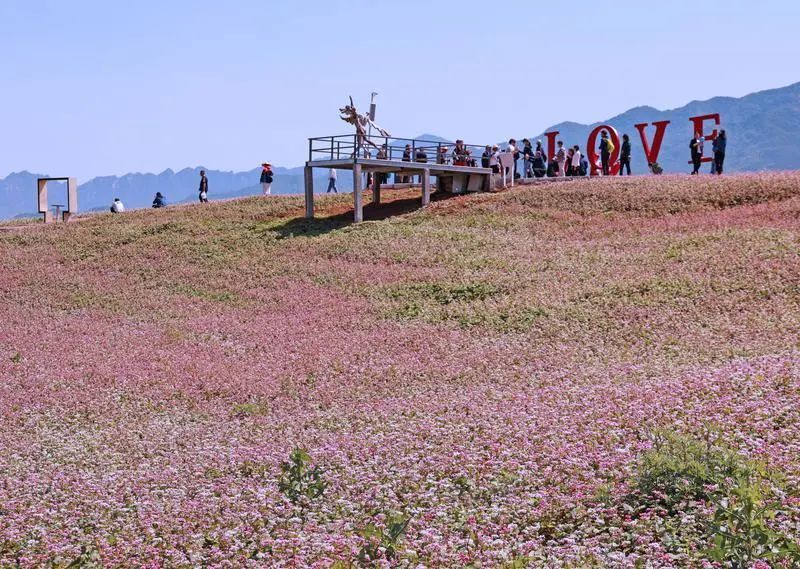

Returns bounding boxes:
[339,96,391,156]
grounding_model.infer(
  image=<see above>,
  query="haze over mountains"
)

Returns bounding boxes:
[2,82,799,219]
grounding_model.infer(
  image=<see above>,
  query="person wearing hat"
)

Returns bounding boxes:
[489,145,500,174]
[260,163,273,195]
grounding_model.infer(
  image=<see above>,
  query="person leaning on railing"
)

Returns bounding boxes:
[415,147,428,163]
[452,140,469,166]
[400,144,412,183]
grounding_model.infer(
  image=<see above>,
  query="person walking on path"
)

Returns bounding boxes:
[555,141,567,177]
[198,170,209,203]
[598,130,612,176]
[327,168,338,193]
[619,134,632,176]
[260,163,274,195]
[110,198,124,213]
[712,130,727,174]
[690,133,703,175]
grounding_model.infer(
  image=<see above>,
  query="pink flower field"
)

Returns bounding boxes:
[1,174,800,568]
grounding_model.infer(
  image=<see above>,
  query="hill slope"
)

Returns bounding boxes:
[2,175,800,566]
[4,81,800,219]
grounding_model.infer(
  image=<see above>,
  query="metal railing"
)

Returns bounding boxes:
[308,134,491,167]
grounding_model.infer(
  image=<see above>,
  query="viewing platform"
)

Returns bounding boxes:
[304,134,493,222]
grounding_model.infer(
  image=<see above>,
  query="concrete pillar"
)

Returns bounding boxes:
[304,166,314,218]
[421,168,431,206]
[373,172,381,204]
[353,163,363,223]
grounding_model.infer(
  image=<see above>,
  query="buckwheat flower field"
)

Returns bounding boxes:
[1,173,799,568]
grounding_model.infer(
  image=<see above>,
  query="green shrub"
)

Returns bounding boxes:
[356,513,411,564]
[633,430,800,566]
[278,448,327,504]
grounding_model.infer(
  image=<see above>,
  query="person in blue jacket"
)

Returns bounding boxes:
[152,192,167,208]
[712,130,727,174]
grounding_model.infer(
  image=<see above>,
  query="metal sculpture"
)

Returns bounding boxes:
[339,96,391,155]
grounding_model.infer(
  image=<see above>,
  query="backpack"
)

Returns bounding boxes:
[606,139,615,154]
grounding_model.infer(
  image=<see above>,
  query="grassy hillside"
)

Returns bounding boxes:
[2,174,800,567]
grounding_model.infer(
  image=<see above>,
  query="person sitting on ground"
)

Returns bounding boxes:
[260,163,273,195]
[481,145,492,168]
[152,192,166,208]
[198,170,209,203]
[580,151,589,176]
[452,140,468,166]
[546,156,559,177]
[110,197,125,213]
[532,150,547,178]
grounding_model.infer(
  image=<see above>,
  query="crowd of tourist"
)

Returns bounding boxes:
[108,130,729,213]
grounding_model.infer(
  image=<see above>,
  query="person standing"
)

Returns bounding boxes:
[555,141,567,177]
[598,131,612,176]
[535,139,548,169]
[532,151,546,178]
[712,130,727,174]
[481,145,492,168]
[198,170,209,203]
[327,168,337,193]
[489,145,500,173]
[690,133,703,175]
[260,163,274,195]
[619,134,632,176]
[522,138,534,178]
[571,145,582,176]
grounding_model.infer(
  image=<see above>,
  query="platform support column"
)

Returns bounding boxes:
[421,168,431,206]
[353,163,363,223]
[372,172,381,204]
[304,166,314,218]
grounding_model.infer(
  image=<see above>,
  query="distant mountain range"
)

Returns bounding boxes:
[2,82,799,219]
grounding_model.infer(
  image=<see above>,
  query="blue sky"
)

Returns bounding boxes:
[1,0,798,180]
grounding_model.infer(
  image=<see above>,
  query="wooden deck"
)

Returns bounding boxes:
[304,158,493,223]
